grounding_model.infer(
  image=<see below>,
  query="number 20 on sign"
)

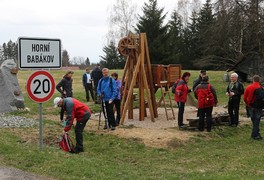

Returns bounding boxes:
[26,70,55,103]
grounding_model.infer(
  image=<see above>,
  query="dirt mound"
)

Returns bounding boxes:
[89,106,249,149]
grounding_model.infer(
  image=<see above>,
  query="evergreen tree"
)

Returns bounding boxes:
[2,40,17,61]
[135,0,169,64]
[197,0,215,56]
[166,10,184,64]
[182,11,200,69]
[62,49,70,67]
[100,41,125,69]
[85,57,90,66]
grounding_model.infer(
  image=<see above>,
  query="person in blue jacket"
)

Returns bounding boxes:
[97,68,118,130]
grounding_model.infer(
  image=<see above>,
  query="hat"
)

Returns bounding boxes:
[53,97,62,108]
[200,70,206,74]
[65,70,74,75]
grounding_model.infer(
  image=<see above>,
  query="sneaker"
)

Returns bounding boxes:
[111,127,116,131]
[103,125,108,130]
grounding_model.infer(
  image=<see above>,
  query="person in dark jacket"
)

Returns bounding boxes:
[54,97,92,153]
[193,70,207,117]
[56,70,74,97]
[82,67,94,102]
[91,64,103,103]
[193,70,207,90]
[194,76,217,132]
[174,72,191,129]
[244,75,262,140]
[97,68,118,130]
[56,70,74,121]
[226,73,244,127]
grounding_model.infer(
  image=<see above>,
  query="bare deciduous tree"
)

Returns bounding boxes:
[107,0,137,45]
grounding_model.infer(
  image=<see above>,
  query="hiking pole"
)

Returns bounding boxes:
[102,99,109,131]
[98,96,103,130]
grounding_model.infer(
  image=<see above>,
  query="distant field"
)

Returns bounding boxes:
[17,69,247,114]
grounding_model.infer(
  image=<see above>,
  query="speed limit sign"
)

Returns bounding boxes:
[26,70,55,103]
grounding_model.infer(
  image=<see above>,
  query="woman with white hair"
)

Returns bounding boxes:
[226,72,244,127]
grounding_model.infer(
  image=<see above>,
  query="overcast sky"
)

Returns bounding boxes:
[0,0,183,63]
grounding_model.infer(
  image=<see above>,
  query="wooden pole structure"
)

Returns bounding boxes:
[119,33,157,125]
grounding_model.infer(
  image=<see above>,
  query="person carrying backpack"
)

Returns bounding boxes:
[53,97,92,153]
[174,72,191,129]
[244,75,263,140]
[226,73,244,127]
[97,68,118,130]
[194,76,217,132]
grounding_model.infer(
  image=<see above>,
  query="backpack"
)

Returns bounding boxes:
[171,79,180,94]
[59,133,75,153]
[199,84,215,108]
[252,87,264,109]
[100,77,113,92]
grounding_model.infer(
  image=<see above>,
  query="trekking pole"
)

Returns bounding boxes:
[102,99,109,131]
[98,96,103,130]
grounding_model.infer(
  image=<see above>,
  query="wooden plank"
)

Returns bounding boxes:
[142,33,158,118]
[120,54,142,125]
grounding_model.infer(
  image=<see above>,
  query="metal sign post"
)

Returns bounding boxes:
[39,103,43,148]
[26,70,55,148]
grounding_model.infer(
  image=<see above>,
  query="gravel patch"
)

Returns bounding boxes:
[0,114,38,128]
[0,166,48,180]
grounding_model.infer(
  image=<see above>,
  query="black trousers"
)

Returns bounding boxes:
[75,111,91,150]
[198,107,213,131]
[84,83,94,101]
[177,102,185,126]
[113,99,121,124]
[102,101,116,128]
[228,99,240,125]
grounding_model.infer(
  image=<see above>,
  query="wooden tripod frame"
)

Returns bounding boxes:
[119,33,158,125]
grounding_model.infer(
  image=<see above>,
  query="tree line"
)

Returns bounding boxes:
[101,0,264,70]
[1,0,263,71]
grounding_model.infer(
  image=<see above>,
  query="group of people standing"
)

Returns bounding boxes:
[174,70,262,140]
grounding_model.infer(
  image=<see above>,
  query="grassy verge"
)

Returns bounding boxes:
[1,69,258,179]
[0,123,264,179]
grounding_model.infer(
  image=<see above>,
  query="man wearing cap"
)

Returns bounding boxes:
[193,70,207,117]
[193,70,207,91]
[54,97,92,153]
[56,70,74,121]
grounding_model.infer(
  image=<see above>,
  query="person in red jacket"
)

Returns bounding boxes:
[194,76,217,132]
[54,97,92,153]
[174,72,191,128]
[244,75,262,140]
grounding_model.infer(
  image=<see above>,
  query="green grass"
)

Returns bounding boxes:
[0,124,264,179]
[1,69,261,179]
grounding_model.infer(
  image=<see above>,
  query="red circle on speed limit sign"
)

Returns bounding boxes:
[26,70,55,103]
